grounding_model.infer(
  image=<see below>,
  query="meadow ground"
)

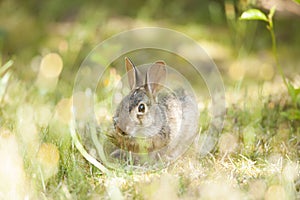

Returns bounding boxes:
[0,1,299,199]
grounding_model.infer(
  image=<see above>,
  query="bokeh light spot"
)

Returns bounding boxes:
[40,53,63,78]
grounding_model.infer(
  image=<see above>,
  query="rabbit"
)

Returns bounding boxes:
[110,57,199,157]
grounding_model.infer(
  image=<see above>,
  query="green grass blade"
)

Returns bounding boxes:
[0,60,13,76]
[69,120,110,174]
[0,71,11,101]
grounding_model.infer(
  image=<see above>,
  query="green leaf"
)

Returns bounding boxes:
[287,82,296,99]
[281,109,300,120]
[295,87,300,96]
[293,0,300,4]
[240,9,268,22]
[287,81,300,107]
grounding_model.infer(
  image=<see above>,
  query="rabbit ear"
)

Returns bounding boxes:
[125,57,143,89]
[145,61,167,95]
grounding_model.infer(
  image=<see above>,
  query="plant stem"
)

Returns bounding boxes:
[269,19,298,108]
[269,22,288,88]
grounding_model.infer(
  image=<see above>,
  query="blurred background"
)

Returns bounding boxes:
[1,0,300,88]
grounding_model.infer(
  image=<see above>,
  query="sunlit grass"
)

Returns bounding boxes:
[0,3,300,199]
[1,61,299,199]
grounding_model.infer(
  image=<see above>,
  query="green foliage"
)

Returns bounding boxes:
[287,82,300,108]
[293,0,300,4]
[240,9,268,22]
[240,7,300,112]
[281,109,300,121]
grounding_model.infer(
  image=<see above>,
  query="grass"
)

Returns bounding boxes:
[0,58,299,199]
[0,2,300,199]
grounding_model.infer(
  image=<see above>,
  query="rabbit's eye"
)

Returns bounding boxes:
[137,103,146,114]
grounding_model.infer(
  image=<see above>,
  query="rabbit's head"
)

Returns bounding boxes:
[112,58,170,152]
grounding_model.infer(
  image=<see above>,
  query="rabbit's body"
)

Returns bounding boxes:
[111,58,199,155]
